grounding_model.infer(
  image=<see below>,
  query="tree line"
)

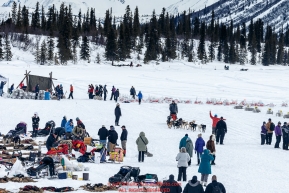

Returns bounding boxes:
[0,1,289,66]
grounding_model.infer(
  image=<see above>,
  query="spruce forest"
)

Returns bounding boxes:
[1,1,289,66]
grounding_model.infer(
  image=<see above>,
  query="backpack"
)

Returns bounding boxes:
[212,183,223,193]
[270,123,275,131]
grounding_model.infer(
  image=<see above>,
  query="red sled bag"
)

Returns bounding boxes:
[171,114,177,121]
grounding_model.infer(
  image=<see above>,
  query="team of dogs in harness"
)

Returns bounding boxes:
[166,116,207,132]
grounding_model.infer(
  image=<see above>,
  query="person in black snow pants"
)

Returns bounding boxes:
[282,122,289,150]
[110,86,116,100]
[216,117,227,145]
[130,86,136,99]
[32,112,40,138]
[35,84,39,100]
[115,103,122,126]
[103,85,108,101]
[115,89,120,102]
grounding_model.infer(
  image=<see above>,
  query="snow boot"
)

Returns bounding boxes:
[123,150,126,157]
[197,159,200,165]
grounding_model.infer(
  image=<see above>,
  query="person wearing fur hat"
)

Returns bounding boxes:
[183,176,204,193]
[195,134,205,165]
[32,112,40,138]
[206,135,216,165]
[185,137,194,166]
[282,122,289,150]
[198,149,214,186]
[160,174,182,193]
[115,103,122,126]
[176,147,190,181]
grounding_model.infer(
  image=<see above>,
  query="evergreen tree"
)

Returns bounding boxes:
[41,5,46,31]
[262,41,270,66]
[11,1,17,25]
[34,37,40,64]
[103,10,111,36]
[72,44,77,64]
[80,36,90,60]
[283,49,288,66]
[277,31,284,65]
[144,10,160,62]
[47,34,54,64]
[16,3,22,30]
[223,41,229,63]
[72,16,79,47]
[250,32,257,65]
[240,22,246,49]
[31,2,40,29]
[197,22,206,60]
[118,23,126,61]
[133,7,140,37]
[239,48,247,65]
[193,17,200,38]
[0,35,3,60]
[22,5,29,30]
[208,42,215,62]
[96,53,101,64]
[105,27,117,61]
[57,5,72,64]
[217,42,222,61]
[4,34,12,61]
[40,40,47,65]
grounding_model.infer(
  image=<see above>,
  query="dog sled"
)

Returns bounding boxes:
[28,120,56,137]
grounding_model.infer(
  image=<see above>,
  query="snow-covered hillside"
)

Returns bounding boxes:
[0,61,289,193]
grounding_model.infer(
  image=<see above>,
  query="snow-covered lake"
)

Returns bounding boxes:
[0,61,289,193]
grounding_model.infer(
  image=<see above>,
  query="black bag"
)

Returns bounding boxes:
[270,123,275,131]
[29,152,37,162]
[212,183,223,193]
[130,167,140,178]
[77,155,89,162]
[109,174,123,184]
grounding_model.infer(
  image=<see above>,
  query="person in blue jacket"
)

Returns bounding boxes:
[198,149,214,186]
[137,91,143,105]
[195,133,205,165]
[9,83,14,94]
[61,116,67,128]
[65,119,73,139]
[179,134,188,150]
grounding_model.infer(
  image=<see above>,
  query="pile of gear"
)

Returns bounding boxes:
[80,183,117,192]
[6,89,45,100]
[0,175,36,183]
[19,186,74,193]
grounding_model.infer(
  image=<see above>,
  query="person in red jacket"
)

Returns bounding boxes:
[72,140,86,155]
[210,111,225,134]
[68,84,74,99]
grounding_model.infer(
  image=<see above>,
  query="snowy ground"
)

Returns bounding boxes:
[0,61,289,192]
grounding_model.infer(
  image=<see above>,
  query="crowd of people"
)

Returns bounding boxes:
[261,118,289,150]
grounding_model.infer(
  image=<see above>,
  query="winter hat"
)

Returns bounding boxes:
[76,117,80,121]
[186,137,191,141]
[69,119,73,122]
[214,114,217,117]
[263,121,266,124]
[284,122,287,125]
[198,133,202,137]
[110,126,115,130]
[63,116,67,119]
[117,103,120,106]
[278,121,281,125]
[191,176,198,183]
[102,125,105,127]
[185,134,188,137]
[169,175,174,180]
[34,112,38,116]
[220,116,223,119]
[121,125,126,128]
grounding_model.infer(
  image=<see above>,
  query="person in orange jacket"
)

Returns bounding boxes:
[210,111,225,134]
[68,84,74,99]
